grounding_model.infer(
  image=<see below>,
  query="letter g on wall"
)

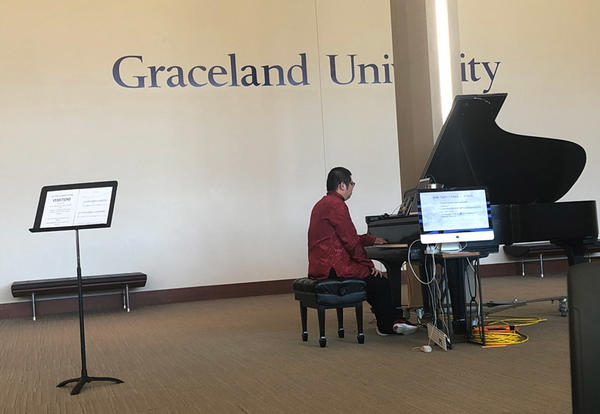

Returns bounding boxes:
[113,55,147,88]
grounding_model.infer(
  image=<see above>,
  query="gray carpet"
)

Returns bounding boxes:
[0,274,571,413]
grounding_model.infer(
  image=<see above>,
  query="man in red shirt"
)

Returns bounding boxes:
[308,167,416,335]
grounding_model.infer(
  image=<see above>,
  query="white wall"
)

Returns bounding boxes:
[0,0,401,303]
[454,0,600,263]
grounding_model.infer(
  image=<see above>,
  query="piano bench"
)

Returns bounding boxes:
[293,278,367,347]
[504,242,600,278]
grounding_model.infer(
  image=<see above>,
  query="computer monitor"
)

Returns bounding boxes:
[418,187,494,249]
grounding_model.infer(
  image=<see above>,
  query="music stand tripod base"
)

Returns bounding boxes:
[484,296,568,317]
[58,375,124,396]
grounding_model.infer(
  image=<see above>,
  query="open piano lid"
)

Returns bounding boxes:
[422,93,586,204]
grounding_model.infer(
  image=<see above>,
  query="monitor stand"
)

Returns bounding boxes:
[440,242,461,252]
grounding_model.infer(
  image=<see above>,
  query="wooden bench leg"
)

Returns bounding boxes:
[539,253,545,278]
[318,305,326,347]
[336,308,344,338]
[31,292,36,321]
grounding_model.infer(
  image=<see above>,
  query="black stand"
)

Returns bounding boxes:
[56,229,123,395]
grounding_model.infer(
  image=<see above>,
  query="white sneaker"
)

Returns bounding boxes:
[376,320,418,336]
[393,320,418,335]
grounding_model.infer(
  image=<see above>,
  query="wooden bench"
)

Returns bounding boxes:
[503,242,600,277]
[11,272,147,320]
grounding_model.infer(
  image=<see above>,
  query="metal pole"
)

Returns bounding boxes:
[476,258,485,346]
[57,228,123,395]
[32,292,36,321]
[75,229,88,378]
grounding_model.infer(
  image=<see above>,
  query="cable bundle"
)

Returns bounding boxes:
[471,316,547,347]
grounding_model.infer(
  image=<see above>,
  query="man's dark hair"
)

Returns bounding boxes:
[326,167,352,191]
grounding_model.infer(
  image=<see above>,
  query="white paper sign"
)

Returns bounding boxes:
[40,187,113,228]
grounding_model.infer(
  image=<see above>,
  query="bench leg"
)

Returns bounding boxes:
[300,303,308,342]
[31,293,36,321]
[122,287,126,310]
[318,305,326,347]
[355,304,364,344]
[539,253,545,278]
[336,308,344,338]
[125,284,130,312]
[521,259,526,277]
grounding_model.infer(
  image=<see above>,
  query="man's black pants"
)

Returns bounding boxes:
[363,275,402,334]
[329,269,400,334]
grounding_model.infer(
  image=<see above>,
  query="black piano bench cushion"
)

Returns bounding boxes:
[293,278,366,307]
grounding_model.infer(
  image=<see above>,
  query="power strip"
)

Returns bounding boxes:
[427,323,449,351]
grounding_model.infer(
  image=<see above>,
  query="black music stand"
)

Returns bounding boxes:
[30,181,123,395]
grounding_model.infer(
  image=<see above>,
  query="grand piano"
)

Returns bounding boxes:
[366,93,598,310]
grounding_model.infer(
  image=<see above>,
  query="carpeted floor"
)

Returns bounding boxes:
[0,274,571,413]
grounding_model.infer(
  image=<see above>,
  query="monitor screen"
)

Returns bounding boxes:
[418,187,494,245]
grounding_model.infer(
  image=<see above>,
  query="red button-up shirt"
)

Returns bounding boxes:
[308,191,376,279]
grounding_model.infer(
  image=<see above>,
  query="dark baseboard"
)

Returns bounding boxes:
[0,259,577,320]
[130,279,295,308]
[0,279,296,320]
[480,259,569,277]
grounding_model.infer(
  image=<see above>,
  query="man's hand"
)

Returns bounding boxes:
[370,267,384,278]
[373,237,387,245]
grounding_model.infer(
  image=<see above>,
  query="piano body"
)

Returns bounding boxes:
[366,93,598,308]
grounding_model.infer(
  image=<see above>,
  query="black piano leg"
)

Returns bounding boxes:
[446,259,467,337]
[558,241,587,266]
